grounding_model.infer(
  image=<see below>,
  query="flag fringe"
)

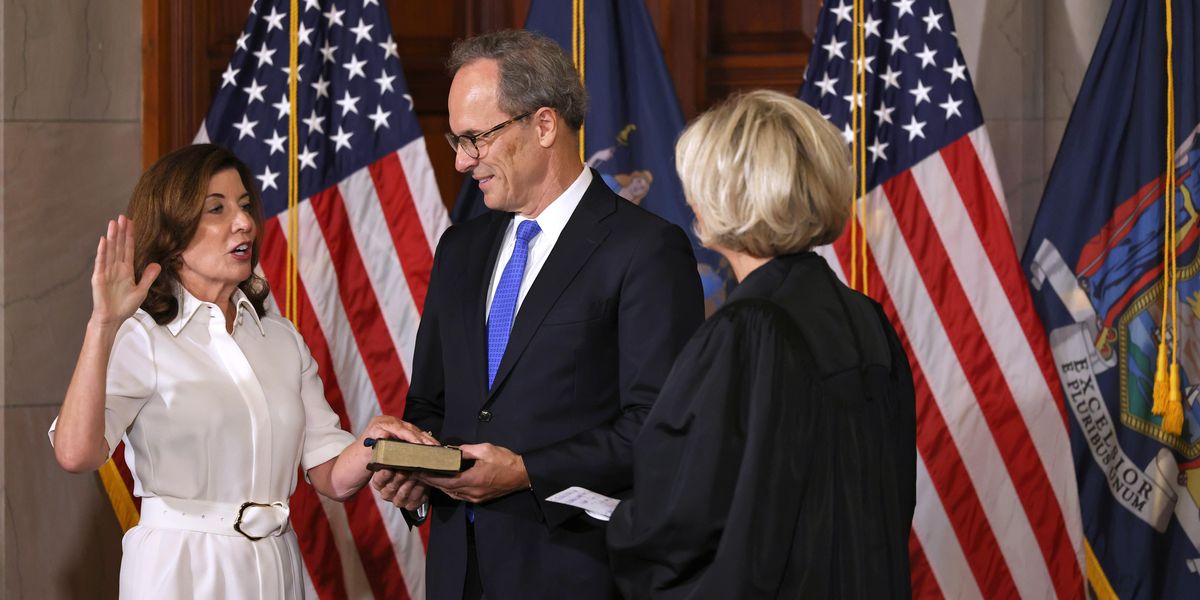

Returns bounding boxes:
[99,458,139,532]
[1085,539,1118,600]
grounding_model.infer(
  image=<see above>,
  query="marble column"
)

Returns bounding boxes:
[1,1,140,597]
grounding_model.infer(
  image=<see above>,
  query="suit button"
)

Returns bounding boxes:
[477,410,492,422]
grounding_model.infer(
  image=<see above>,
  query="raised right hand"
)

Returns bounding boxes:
[91,215,160,328]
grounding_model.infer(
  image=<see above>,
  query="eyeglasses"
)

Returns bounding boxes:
[444,112,533,159]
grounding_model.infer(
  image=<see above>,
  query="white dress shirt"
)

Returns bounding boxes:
[485,167,593,320]
[49,285,355,599]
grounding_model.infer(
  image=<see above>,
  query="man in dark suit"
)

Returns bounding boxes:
[371,30,703,600]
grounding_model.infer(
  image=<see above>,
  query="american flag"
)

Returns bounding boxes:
[799,1,1084,597]
[170,0,443,597]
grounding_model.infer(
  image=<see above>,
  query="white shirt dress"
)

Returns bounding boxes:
[50,287,356,599]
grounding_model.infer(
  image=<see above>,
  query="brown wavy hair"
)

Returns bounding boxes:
[128,144,270,324]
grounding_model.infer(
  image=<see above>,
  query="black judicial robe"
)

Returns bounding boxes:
[607,252,916,599]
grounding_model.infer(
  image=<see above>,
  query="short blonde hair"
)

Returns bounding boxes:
[676,90,852,257]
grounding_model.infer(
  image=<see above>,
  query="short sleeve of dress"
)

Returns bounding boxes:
[47,316,157,457]
[291,327,356,471]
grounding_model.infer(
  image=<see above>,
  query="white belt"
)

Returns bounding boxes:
[139,496,291,541]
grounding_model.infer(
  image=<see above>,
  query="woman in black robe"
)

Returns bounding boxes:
[606,90,917,599]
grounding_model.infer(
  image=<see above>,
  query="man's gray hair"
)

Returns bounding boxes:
[448,29,588,131]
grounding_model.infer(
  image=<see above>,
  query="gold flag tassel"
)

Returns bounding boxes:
[1162,0,1184,435]
[1153,128,1169,419]
[1152,338,1168,414]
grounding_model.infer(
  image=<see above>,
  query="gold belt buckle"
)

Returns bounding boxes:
[234,501,271,541]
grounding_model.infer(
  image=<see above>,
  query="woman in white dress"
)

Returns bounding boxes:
[50,144,436,599]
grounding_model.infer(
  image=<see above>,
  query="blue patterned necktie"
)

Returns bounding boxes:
[487,219,541,389]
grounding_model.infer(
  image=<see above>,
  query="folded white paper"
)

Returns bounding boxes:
[545,486,620,521]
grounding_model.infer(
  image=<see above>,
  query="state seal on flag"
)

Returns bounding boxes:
[586,123,733,311]
[1030,126,1200,551]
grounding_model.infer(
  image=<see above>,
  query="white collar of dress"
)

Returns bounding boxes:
[166,284,265,337]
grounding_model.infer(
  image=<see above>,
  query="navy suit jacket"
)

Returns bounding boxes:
[404,171,704,600]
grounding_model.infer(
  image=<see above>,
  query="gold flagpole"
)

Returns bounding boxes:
[286,0,300,325]
[573,0,586,162]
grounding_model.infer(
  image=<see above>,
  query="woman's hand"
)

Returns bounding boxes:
[56,215,157,473]
[364,417,438,510]
[310,416,440,502]
[360,415,440,447]
[91,215,160,328]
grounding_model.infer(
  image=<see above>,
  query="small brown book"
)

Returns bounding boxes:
[366,439,473,474]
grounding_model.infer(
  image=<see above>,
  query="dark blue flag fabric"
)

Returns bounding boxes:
[452,0,733,311]
[1023,1,1200,597]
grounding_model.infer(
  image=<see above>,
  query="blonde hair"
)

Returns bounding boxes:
[676,90,852,257]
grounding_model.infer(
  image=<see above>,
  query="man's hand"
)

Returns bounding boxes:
[421,443,531,504]
[372,469,431,511]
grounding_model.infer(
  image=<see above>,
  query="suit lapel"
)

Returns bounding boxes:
[466,212,512,400]
[486,179,615,401]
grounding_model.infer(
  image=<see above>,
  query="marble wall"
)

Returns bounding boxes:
[0,0,1113,598]
[950,0,1110,251]
[1,0,139,597]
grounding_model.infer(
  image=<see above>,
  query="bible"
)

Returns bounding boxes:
[366,439,474,473]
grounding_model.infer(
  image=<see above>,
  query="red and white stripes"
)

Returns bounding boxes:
[819,127,1084,599]
[262,136,449,599]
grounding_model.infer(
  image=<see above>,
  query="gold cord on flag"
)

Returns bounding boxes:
[572,0,586,162]
[286,0,301,326]
[1154,15,1171,414]
[849,0,869,293]
[1158,0,1184,435]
